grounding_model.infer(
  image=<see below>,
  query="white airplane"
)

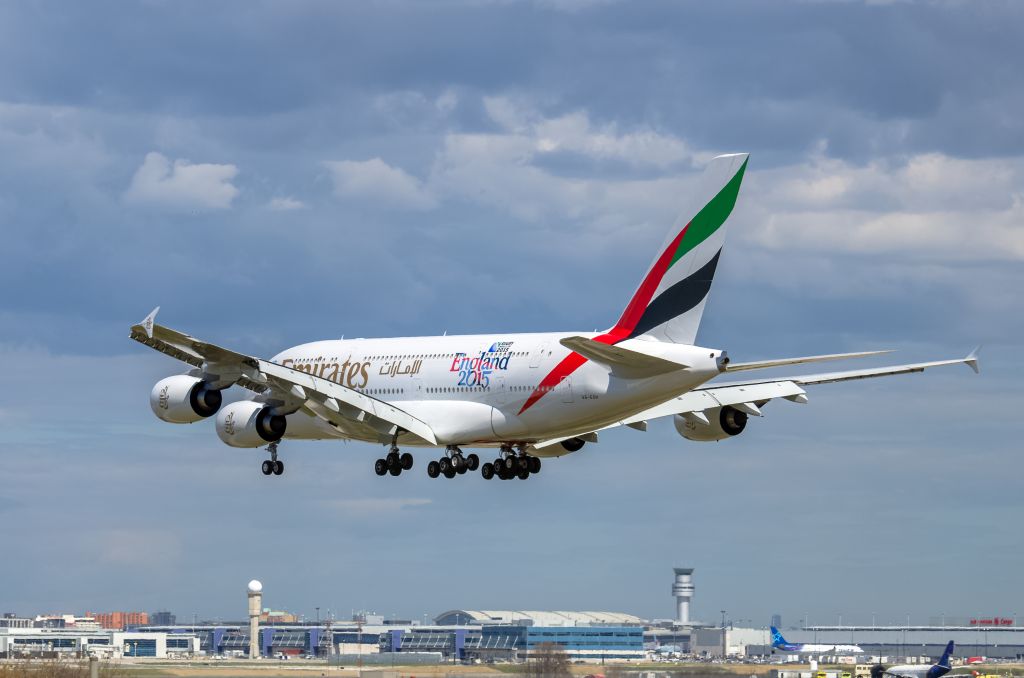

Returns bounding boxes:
[881,641,955,678]
[771,626,863,655]
[131,153,979,479]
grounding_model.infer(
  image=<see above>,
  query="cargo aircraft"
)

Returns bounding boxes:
[131,153,979,479]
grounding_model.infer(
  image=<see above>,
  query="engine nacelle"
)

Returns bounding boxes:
[150,375,224,424]
[216,401,288,448]
[674,405,748,442]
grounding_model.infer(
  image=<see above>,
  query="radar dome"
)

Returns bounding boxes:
[247,579,263,593]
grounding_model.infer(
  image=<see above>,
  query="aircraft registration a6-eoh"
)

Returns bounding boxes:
[131,153,979,480]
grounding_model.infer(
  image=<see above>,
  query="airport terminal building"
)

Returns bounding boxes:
[0,628,199,659]
[143,610,647,662]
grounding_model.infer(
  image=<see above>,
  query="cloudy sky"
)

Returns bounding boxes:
[0,1,1021,627]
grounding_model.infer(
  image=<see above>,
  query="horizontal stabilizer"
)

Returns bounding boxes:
[560,336,687,378]
[725,349,892,373]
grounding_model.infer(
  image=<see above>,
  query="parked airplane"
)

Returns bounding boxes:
[879,641,955,678]
[770,626,864,655]
[131,153,979,479]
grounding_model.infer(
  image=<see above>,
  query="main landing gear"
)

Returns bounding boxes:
[261,441,284,476]
[480,445,541,481]
[375,445,414,477]
[426,446,479,479]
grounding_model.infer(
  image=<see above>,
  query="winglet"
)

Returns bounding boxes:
[965,346,981,374]
[140,306,160,339]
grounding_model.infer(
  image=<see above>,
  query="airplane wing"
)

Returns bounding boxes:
[129,308,437,444]
[533,349,979,449]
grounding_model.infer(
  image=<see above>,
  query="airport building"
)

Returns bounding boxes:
[433,610,646,627]
[0,628,199,658]
[750,626,1024,661]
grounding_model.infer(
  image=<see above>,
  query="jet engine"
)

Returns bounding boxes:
[673,405,748,442]
[215,400,288,448]
[561,437,586,452]
[150,375,224,424]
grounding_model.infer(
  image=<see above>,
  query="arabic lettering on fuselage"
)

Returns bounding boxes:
[379,359,423,378]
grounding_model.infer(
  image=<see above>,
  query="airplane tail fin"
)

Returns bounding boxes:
[770,626,788,647]
[607,153,748,345]
[926,641,955,678]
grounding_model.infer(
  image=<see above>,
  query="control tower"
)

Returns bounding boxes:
[672,567,694,624]
[247,580,262,659]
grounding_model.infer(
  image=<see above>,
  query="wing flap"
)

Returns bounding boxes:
[618,380,806,428]
[257,359,437,444]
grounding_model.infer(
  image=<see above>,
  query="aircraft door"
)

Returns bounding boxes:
[558,376,574,403]
[529,342,551,368]
[493,375,511,404]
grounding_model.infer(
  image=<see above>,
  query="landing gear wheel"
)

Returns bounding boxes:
[465,453,480,471]
[273,460,284,475]
[389,464,401,476]
[374,458,388,476]
[400,452,413,470]
[443,466,457,479]
[517,466,530,480]
[493,458,506,474]
[528,456,541,474]
[456,461,467,475]
[438,458,452,475]
[481,462,494,479]
[427,460,440,478]
[261,460,273,476]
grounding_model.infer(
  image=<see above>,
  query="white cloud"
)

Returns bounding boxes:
[324,157,437,210]
[267,196,306,211]
[483,96,691,167]
[745,152,1024,261]
[124,151,239,209]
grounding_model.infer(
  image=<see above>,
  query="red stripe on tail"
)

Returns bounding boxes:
[518,223,690,415]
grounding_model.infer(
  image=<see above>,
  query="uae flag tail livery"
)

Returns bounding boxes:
[610,152,747,345]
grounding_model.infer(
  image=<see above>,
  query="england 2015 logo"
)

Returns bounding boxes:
[450,342,513,387]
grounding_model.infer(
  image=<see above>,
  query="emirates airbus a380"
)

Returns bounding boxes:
[131,153,979,479]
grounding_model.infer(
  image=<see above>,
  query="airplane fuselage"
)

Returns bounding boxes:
[776,644,864,655]
[270,331,724,451]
